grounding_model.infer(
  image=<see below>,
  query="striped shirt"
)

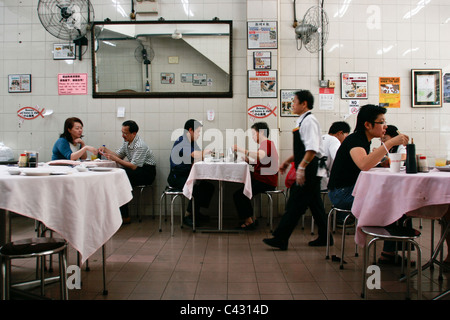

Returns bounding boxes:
[116,134,156,167]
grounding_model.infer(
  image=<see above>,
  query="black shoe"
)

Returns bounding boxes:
[308,237,328,247]
[263,238,288,250]
[183,216,196,228]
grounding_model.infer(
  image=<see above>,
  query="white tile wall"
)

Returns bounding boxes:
[1,0,450,208]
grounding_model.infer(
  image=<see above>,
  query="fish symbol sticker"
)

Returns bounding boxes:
[17,106,45,120]
[247,104,277,120]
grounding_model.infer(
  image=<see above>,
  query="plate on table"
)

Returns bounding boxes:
[89,167,113,172]
[21,168,53,176]
[435,165,450,172]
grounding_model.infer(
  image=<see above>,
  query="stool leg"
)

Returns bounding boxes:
[326,208,334,260]
[40,256,45,296]
[267,193,273,232]
[159,192,165,232]
[151,186,155,220]
[170,195,178,236]
[1,259,7,300]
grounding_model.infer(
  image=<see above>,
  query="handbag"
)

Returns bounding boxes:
[284,162,296,188]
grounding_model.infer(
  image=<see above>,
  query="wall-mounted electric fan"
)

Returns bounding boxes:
[37,0,95,60]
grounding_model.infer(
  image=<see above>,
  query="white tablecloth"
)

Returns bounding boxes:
[0,165,132,263]
[352,168,450,247]
[183,161,252,199]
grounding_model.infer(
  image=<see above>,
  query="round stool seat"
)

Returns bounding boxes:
[0,237,67,257]
[361,226,421,240]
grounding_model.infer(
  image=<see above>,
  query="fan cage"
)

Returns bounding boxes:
[37,0,95,41]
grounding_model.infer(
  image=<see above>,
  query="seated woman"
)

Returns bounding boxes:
[378,124,407,167]
[327,104,410,265]
[52,117,98,161]
[232,122,278,230]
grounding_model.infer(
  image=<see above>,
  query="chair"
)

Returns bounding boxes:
[159,187,195,236]
[360,226,422,300]
[134,184,154,222]
[259,189,287,232]
[325,207,358,269]
[1,237,68,300]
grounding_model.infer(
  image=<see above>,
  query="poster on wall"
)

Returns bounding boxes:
[58,73,87,95]
[253,51,272,69]
[340,72,368,99]
[248,70,277,98]
[8,74,31,93]
[319,88,335,110]
[280,89,297,116]
[379,77,400,108]
[247,21,277,49]
[444,73,450,103]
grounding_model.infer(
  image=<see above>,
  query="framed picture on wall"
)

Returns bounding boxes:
[280,89,298,117]
[247,21,278,49]
[340,72,368,99]
[248,70,277,98]
[411,69,442,107]
[8,74,31,93]
[253,51,271,69]
[53,43,76,60]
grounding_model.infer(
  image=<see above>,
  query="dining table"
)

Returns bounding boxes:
[351,167,450,299]
[182,160,252,231]
[0,164,132,264]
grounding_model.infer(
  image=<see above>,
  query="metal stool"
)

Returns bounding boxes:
[1,237,68,300]
[134,184,154,222]
[360,226,422,300]
[325,207,358,269]
[260,189,287,232]
[159,187,195,236]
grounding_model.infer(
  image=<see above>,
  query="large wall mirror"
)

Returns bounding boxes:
[91,20,232,98]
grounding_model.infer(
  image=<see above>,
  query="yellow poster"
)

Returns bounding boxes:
[379,77,400,108]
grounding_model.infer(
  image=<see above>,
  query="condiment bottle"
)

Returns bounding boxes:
[18,153,27,167]
[418,155,428,172]
[405,138,417,174]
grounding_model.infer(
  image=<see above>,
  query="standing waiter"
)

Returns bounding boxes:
[263,90,330,250]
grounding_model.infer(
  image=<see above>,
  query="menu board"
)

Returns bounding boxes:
[58,73,88,95]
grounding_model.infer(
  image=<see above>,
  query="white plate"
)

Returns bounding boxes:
[89,167,113,172]
[436,165,450,172]
[21,169,53,176]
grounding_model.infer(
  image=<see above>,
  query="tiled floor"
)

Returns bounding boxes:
[6,211,450,300]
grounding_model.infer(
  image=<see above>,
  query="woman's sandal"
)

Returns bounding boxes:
[239,222,256,230]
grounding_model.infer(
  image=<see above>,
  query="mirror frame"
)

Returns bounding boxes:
[91,20,233,99]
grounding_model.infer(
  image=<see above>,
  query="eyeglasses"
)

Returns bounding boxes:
[373,121,387,125]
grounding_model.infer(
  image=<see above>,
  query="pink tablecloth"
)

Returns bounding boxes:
[183,161,252,199]
[352,168,450,247]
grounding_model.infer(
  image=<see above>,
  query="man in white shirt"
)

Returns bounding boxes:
[319,121,351,191]
[263,90,330,249]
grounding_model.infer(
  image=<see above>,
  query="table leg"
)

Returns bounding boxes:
[218,181,223,231]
